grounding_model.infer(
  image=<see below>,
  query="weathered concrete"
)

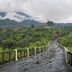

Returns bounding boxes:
[0,41,72,72]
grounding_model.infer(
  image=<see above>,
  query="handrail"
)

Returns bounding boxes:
[0,46,48,65]
[63,46,72,53]
[58,43,72,67]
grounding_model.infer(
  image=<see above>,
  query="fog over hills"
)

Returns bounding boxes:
[0,11,72,29]
[0,11,45,27]
[0,0,72,28]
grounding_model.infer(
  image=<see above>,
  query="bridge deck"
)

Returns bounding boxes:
[0,41,72,72]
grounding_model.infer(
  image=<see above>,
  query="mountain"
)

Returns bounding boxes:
[50,23,72,30]
[0,18,44,27]
[0,11,45,27]
[55,23,72,28]
[0,19,20,27]
[0,18,45,28]
[20,19,44,27]
[46,21,72,29]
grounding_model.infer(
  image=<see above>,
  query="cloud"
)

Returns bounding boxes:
[0,0,72,23]
[0,12,6,17]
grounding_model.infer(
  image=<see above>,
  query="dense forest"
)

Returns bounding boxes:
[0,26,72,52]
[58,30,72,52]
[0,27,58,51]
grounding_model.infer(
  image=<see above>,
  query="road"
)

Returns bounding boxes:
[0,41,72,72]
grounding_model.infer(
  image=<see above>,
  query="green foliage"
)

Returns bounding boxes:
[0,27,61,51]
[59,32,72,52]
[59,32,72,47]
[0,47,2,52]
[1,39,15,49]
[0,27,55,51]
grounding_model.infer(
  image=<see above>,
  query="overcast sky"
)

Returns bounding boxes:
[0,0,72,23]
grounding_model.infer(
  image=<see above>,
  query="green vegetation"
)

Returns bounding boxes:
[0,26,68,64]
[0,47,2,52]
[59,32,72,52]
[0,26,61,52]
[0,27,56,51]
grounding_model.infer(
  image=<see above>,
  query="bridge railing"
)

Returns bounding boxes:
[64,47,72,66]
[0,50,15,64]
[0,47,48,65]
[58,43,72,67]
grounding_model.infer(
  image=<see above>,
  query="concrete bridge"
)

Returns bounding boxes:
[0,41,72,72]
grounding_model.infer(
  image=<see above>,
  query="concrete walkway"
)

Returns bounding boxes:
[0,41,72,72]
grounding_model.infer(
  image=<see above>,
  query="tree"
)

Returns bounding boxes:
[31,24,35,28]
[47,20,54,27]
[1,39,15,49]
